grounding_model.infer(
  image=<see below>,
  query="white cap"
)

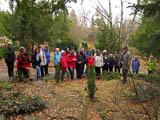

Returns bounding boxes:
[8,42,12,45]
[61,50,65,53]
[103,50,107,53]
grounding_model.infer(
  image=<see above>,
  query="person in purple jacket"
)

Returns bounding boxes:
[132,56,140,74]
[43,45,50,75]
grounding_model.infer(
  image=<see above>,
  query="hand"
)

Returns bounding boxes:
[79,61,81,64]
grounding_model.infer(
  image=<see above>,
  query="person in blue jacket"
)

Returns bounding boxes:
[132,56,140,74]
[54,48,61,67]
[43,45,50,75]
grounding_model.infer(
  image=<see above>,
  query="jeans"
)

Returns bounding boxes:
[36,66,41,77]
[68,68,74,80]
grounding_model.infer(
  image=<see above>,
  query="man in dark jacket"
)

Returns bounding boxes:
[5,42,16,80]
[114,54,121,73]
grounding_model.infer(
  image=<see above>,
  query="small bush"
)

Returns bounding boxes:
[0,47,7,60]
[86,65,97,100]
[55,62,61,83]
[0,81,13,90]
[103,72,121,81]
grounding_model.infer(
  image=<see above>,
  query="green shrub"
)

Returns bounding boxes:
[0,47,7,60]
[0,81,13,90]
[103,72,121,81]
[86,65,97,100]
[55,62,61,83]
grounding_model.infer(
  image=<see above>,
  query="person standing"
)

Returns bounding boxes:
[102,50,109,73]
[5,42,16,80]
[31,48,41,80]
[146,55,156,75]
[44,45,50,75]
[60,50,71,81]
[54,48,61,67]
[121,46,132,84]
[76,51,83,79]
[132,56,140,74]
[68,50,77,81]
[114,54,121,73]
[86,52,95,68]
[95,50,103,76]
[38,45,47,78]
[108,54,115,72]
[85,48,90,74]
[80,48,86,75]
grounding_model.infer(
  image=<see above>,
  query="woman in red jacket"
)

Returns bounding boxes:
[86,52,95,68]
[17,47,31,81]
[68,50,77,81]
[60,50,71,81]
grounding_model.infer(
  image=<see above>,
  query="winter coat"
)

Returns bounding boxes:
[108,57,115,67]
[60,55,68,70]
[16,53,31,69]
[76,55,83,66]
[95,55,103,67]
[87,56,95,68]
[40,50,47,66]
[5,47,16,63]
[43,49,50,64]
[132,59,140,72]
[54,52,61,66]
[103,56,109,67]
[80,52,86,64]
[121,51,132,70]
[68,55,77,69]
[85,51,90,59]
[114,56,121,66]
[146,60,156,71]
[31,52,41,68]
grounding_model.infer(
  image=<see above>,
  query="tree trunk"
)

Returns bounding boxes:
[118,0,124,53]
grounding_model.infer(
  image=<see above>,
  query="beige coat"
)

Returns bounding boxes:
[122,51,132,70]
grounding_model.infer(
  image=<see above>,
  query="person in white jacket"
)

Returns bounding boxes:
[95,50,103,76]
[38,45,47,77]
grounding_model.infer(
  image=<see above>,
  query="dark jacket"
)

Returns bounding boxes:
[76,55,83,66]
[31,52,41,68]
[5,47,16,63]
[114,56,121,66]
[103,56,109,66]
[108,57,115,66]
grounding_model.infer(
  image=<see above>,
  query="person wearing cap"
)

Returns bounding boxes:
[68,49,77,81]
[54,48,61,66]
[5,42,16,80]
[132,56,140,74]
[60,50,71,81]
[121,46,132,84]
[38,45,47,78]
[114,53,121,73]
[95,50,103,76]
[146,55,156,75]
[43,45,50,75]
[76,51,83,79]
[102,50,109,72]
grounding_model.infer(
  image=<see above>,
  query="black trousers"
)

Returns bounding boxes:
[82,63,85,74]
[68,68,74,80]
[103,65,109,73]
[115,66,120,73]
[76,64,82,79]
[44,63,49,75]
[95,67,101,76]
[6,62,14,78]
[41,66,45,77]
[109,66,113,72]
[18,68,29,81]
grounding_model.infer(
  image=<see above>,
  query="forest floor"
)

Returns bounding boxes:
[0,60,160,120]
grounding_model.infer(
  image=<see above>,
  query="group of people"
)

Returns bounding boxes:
[4,42,156,84]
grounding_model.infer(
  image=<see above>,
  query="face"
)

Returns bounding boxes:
[150,57,153,61]
[46,46,49,50]
[67,48,69,52]
[123,48,128,52]
[36,48,40,53]
[56,49,59,53]
[87,48,90,52]
[8,44,12,48]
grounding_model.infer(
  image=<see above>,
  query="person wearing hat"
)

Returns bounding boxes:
[60,50,71,81]
[102,50,109,72]
[5,42,16,80]
[68,49,77,81]
[120,46,132,84]
[146,55,156,75]
[43,45,50,75]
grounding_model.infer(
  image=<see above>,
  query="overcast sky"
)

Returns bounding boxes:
[0,0,137,21]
